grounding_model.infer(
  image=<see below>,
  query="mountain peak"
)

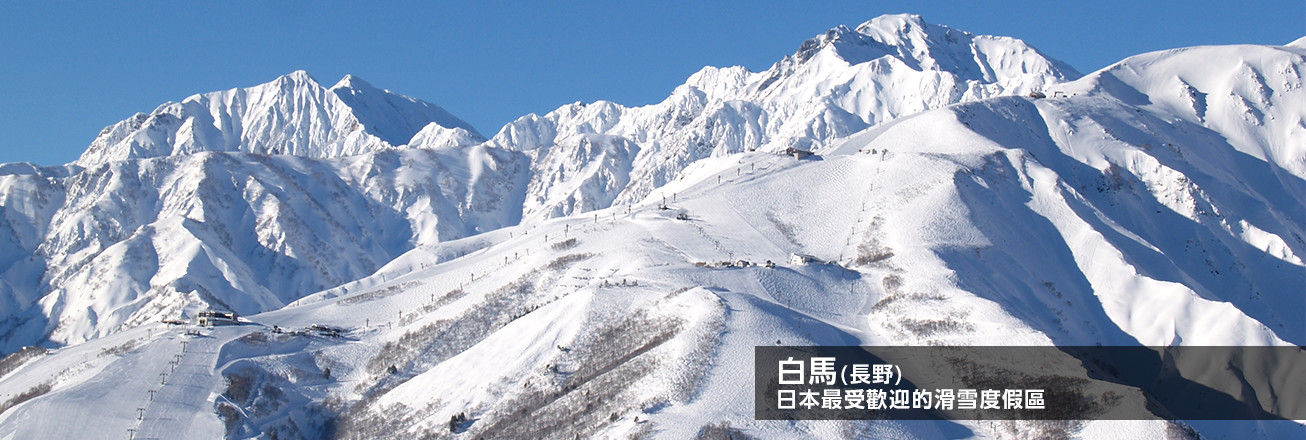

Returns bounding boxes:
[74,71,481,167]
[853,13,929,42]
[275,69,320,86]
[788,14,1079,84]
[791,14,964,67]
[331,74,374,91]
[792,24,874,64]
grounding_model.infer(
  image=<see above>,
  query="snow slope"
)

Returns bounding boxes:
[0,15,1302,440]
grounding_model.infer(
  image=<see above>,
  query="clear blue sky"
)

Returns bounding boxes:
[1,1,1301,165]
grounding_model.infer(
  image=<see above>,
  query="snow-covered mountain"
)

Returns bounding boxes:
[75,70,483,169]
[0,14,1302,440]
[496,14,1080,219]
[0,72,512,350]
[0,14,1083,350]
[0,145,529,350]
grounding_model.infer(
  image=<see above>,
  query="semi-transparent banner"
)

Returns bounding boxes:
[755,346,1305,420]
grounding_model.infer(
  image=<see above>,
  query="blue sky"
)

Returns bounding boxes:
[1,1,1301,165]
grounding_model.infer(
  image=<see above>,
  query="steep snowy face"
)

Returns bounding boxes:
[1079,43,1306,176]
[831,40,1306,348]
[492,14,1079,214]
[329,74,483,147]
[74,71,483,168]
[522,133,639,221]
[0,145,528,350]
[0,165,69,323]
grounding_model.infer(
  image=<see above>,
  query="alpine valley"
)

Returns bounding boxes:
[0,14,1301,439]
